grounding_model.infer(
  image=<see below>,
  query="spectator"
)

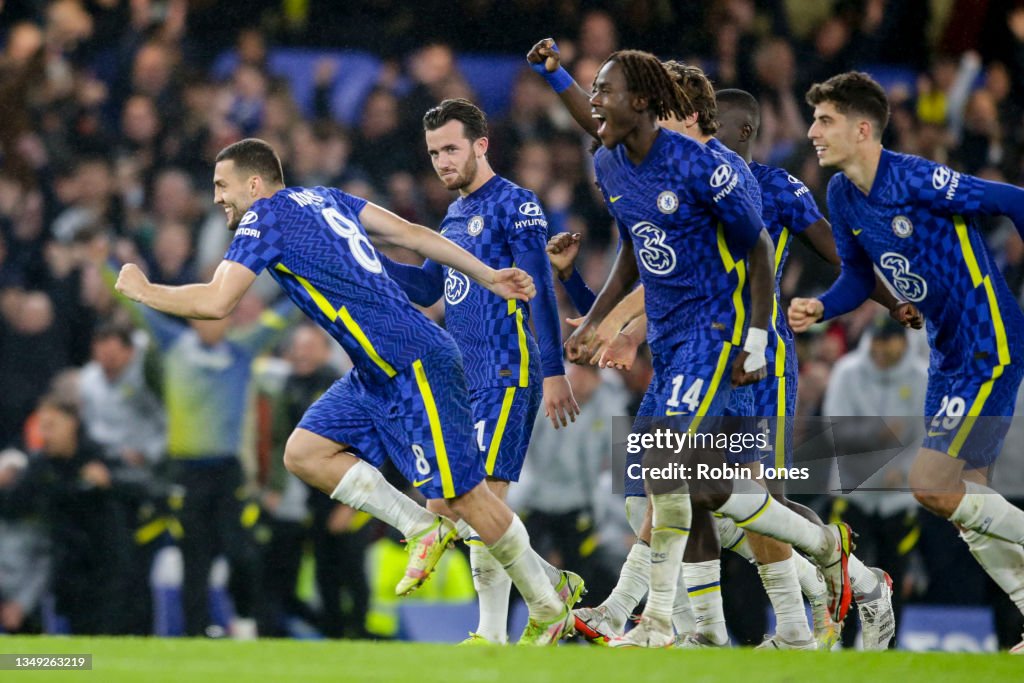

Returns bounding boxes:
[15,395,132,634]
[0,447,50,634]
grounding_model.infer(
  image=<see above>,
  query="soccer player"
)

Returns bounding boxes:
[529,45,854,648]
[537,61,830,649]
[378,98,583,645]
[789,71,1024,654]
[113,138,574,645]
[541,51,916,648]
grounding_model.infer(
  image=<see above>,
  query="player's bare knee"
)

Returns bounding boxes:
[447,481,488,515]
[913,489,956,517]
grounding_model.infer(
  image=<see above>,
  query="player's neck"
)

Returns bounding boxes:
[460,162,495,198]
[623,124,661,165]
[843,143,883,195]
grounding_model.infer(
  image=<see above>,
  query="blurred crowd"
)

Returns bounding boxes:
[2,0,1024,646]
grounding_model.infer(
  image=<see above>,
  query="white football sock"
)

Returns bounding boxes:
[794,552,827,600]
[715,479,832,561]
[486,515,562,619]
[759,557,812,643]
[331,460,432,538]
[950,481,1024,544]
[684,560,728,645]
[672,568,696,634]
[717,516,756,563]
[536,554,563,586]
[469,541,511,643]
[645,493,691,624]
[602,541,650,632]
[849,553,879,598]
[961,528,1024,615]
[625,495,648,536]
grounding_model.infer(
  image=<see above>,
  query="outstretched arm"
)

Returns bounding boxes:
[527,38,599,140]
[358,202,534,302]
[115,260,257,320]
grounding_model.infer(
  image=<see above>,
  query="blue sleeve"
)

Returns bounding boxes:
[908,160,1024,231]
[379,254,443,306]
[508,197,565,377]
[695,156,765,253]
[223,202,284,275]
[562,268,597,314]
[818,188,877,320]
[976,181,1024,235]
[777,173,824,234]
[328,188,369,216]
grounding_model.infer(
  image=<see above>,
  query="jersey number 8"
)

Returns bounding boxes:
[323,207,383,274]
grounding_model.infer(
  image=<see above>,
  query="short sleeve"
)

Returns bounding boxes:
[223,203,285,275]
[776,172,824,234]
[327,188,369,216]
[904,157,986,216]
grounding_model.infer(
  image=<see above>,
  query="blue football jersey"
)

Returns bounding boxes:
[750,162,824,293]
[437,175,548,388]
[593,129,765,360]
[826,150,1024,372]
[751,161,825,363]
[223,186,451,384]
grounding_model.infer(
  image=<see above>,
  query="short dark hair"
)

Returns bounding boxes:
[806,71,890,138]
[215,138,285,185]
[601,50,693,122]
[93,320,134,348]
[423,98,488,141]
[662,61,718,135]
[715,88,760,130]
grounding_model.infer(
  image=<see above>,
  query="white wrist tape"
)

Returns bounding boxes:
[742,327,768,373]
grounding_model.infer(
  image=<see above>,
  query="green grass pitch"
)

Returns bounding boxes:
[1,636,1020,682]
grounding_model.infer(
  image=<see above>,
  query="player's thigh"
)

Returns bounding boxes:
[294,374,388,469]
[727,373,795,482]
[624,387,659,499]
[470,381,541,482]
[922,364,1024,471]
[379,350,485,501]
[642,339,737,493]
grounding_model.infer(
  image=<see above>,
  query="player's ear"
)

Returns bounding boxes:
[474,136,489,158]
[632,94,649,113]
[739,123,753,142]
[857,119,872,142]
[248,175,261,196]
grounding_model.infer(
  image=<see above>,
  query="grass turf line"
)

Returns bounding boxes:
[0,636,1019,683]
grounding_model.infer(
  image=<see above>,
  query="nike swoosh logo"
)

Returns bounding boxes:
[609,195,622,203]
[413,477,434,488]
[852,228,863,235]
[665,410,689,416]
[926,430,947,437]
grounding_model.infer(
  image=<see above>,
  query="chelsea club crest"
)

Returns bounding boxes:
[891,215,913,238]
[657,191,679,214]
[467,215,484,236]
